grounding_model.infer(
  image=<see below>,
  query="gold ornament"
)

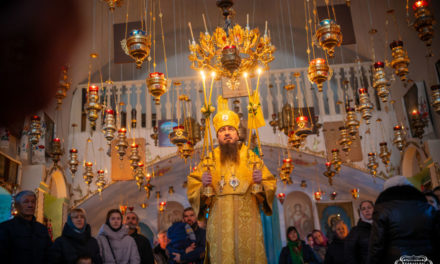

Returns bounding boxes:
[179,141,194,163]
[116,128,128,160]
[308,58,332,92]
[51,138,63,165]
[169,125,188,148]
[358,88,373,125]
[410,110,426,139]
[96,169,106,194]
[277,193,286,204]
[29,115,42,145]
[56,65,70,109]
[338,126,352,153]
[134,162,145,190]
[412,1,435,47]
[83,162,94,186]
[345,107,359,139]
[146,72,167,105]
[330,191,338,200]
[313,19,343,58]
[379,142,391,166]
[150,126,159,146]
[102,109,117,145]
[158,201,167,213]
[129,143,141,170]
[279,158,294,185]
[295,116,313,138]
[372,62,391,103]
[314,190,322,201]
[288,131,302,149]
[330,149,342,173]
[323,162,336,185]
[103,0,122,11]
[86,85,102,129]
[431,85,440,114]
[122,29,151,68]
[300,180,307,188]
[168,186,175,195]
[367,152,378,176]
[68,148,79,175]
[393,125,406,152]
[389,40,410,82]
[351,188,360,199]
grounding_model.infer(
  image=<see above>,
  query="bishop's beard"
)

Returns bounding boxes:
[219,141,240,165]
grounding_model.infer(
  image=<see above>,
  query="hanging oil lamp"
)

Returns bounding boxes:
[351,188,360,199]
[96,169,106,194]
[116,128,128,160]
[323,162,336,185]
[56,65,70,109]
[308,58,332,92]
[68,148,79,175]
[345,107,359,139]
[150,126,159,146]
[51,138,63,165]
[431,85,440,114]
[179,141,194,163]
[372,61,390,103]
[102,109,117,145]
[300,180,307,188]
[277,192,286,204]
[147,72,168,105]
[338,126,352,153]
[221,45,241,74]
[314,19,343,58]
[269,113,279,134]
[134,162,145,190]
[330,191,338,200]
[169,125,188,148]
[288,131,302,149]
[103,0,122,11]
[379,142,391,166]
[143,183,153,199]
[86,85,102,129]
[168,186,175,195]
[410,110,426,139]
[367,152,378,176]
[412,0,435,47]
[83,162,94,186]
[280,158,294,185]
[358,88,373,125]
[295,115,313,138]
[330,149,342,173]
[158,201,167,213]
[389,40,410,82]
[123,29,151,68]
[314,190,322,201]
[129,143,141,170]
[393,125,406,152]
[29,115,42,145]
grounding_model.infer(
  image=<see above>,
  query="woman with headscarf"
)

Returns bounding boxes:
[96,209,140,264]
[311,229,328,263]
[279,226,320,264]
[48,208,102,264]
[344,200,374,264]
[324,220,349,264]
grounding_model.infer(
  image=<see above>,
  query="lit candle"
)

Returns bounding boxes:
[70,148,78,153]
[201,71,208,106]
[106,109,114,115]
[202,14,208,34]
[188,22,195,43]
[411,109,420,116]
[86,162,93,167]
[256,68,262,96]
[89,85,99,92]
[264,21,268,36]
[31,115,40,121]
[209,72,215,103]
[53,138,61,142]
[246,14,249,29]
[325,162,331,167]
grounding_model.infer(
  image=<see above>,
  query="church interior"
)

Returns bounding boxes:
[0,0,439,263]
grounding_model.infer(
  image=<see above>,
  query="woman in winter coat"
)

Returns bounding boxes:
[279,226,320,264]
[344,200,374,264]
[324,220,348,264]
[311,230,328,263]
[96,209,140,264]
[48,208,102,264]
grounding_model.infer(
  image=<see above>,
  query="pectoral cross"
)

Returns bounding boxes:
[218,175,226,193]
[229,171,240,191]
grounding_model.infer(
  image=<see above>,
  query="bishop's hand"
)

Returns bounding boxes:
[252,169,263,184]
[202,171,212,186]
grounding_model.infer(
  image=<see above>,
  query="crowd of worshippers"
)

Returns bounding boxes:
[1,175,440,264]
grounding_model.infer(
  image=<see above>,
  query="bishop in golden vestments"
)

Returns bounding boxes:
[187,97,276,264]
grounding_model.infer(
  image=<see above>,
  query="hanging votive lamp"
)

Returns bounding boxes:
[393,125,406,152]
[314,19,343,58]
[51,138,63,165]
[102,109,117,145]
[412,0,435,47]
[277,193,286,204]
[280,158,293,185]
[116,128,128,160]
[323,162,336,185]
[221,45,241,74]
[96,169,106,194]
[144,183,153,199]
[103,0,122,11]
[135,162,145,190]
[123,29,151,68]
[168,186,175,195]
[330,149,342,173]
[56,65,70,109]
[86,85,102,129]
[307,58,332,92]
[431,85,440,114]
[389,40,410,82]
[300,180,307,188]
[129,143,141,170]
[345,107,359,139]
[314,190,322,201]
[330,191,338,200]
[169,125,188,148]
[372,61,391,103]
[351,188,360,199]
[147,72,167,105]
[295,115,312,138]
[83,162,94,186]
[358,88,373,125]
[29,115,42,145]
[69,148,79,175]
[379,142,391,166]
[338,126,352,153]
[159,201,167,212]
[410,109,426,139]
[179,141,194,163]
[269,113,279,134]
[288,131,302,149]
[367,152,378,176]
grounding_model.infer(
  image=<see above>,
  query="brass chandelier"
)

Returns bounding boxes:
[188,0,275,89]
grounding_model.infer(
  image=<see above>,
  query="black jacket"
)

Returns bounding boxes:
[0,216,52,264]
[324,237,345,264]
[131,230,155,264]
[367,185,437,264]
[279,240,320,264]
[180,225,206,264]
[153,244,168,264]
[48,223,102,264]
[344,220,371,264]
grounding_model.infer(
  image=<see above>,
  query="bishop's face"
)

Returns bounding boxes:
[217,126,239,145]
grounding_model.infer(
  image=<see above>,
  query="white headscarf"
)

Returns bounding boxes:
[383,175,412,190]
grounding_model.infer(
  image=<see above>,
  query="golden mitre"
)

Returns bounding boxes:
[213,96,240,132]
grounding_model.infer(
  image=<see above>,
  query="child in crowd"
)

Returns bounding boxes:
[166,221,197,264]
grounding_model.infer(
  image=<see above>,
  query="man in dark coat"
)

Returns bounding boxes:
[0,190,52,264]
[171,207,206,264]
[154,230,169,264]
[367,176,438,264]
[125,211,155,264]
